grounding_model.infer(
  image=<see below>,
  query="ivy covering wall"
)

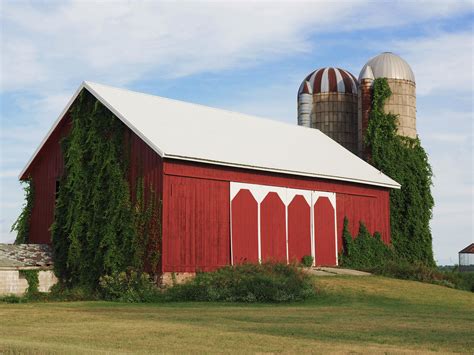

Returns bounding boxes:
[11,179,34,244]
[19,269,39,295]
[51,90,160,288]
[365,78,434,265]
[339,218,393,269]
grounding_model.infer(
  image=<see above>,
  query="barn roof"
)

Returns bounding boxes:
[20,81,400,189]
[459,243,474,254]
[0,244,53,268]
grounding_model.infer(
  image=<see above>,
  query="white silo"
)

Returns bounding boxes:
[358,52,417,156]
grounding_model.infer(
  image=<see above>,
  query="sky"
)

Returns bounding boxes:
[0,0,472,265]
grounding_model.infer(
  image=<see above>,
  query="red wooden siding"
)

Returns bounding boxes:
[126,129,164,273]
[23,114,71,244]
[260,192,286,262]
[127,130,164,205]
[287,195,311,263]
[162,175,230,272]
[336,193,389,244]
[230,189,259,265]
[164,159,391,250]
[314,197,337,266]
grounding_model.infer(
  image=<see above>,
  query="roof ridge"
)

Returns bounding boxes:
[84,81,314,133]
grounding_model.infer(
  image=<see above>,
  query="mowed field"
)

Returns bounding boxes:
[1,276,473,354]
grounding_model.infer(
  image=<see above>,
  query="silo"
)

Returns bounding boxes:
[297,67,359,154]
[358,52,417,157]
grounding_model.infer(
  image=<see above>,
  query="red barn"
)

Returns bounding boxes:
[19,82,400,281]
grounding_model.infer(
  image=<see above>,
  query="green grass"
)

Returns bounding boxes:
[1,276,473,354]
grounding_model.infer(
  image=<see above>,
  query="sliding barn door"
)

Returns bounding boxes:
[287,190,312,264]
[230,182,337,266]
[230,189,259,264]
[260,191,287,262]
[313,193,337,266]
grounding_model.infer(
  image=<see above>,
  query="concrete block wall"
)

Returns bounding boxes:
[311,92,358,154]
[38,270,58,292]
[161,272,195,287]
[384,79,417,139]
[0,269,57,296]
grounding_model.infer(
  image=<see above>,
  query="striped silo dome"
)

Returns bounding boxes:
[298,67,358,95]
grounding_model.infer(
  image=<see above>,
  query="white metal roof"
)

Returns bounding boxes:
[20,81,400,189]
[359,52,415,82]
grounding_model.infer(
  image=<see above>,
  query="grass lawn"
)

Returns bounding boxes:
[1,276,473,354]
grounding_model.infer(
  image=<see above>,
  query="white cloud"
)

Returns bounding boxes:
[0,1,320,92]
[391,31,473,95]
[1,0,473,94]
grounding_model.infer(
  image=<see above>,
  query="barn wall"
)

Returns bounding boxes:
[23,115,71,244]
[22,112,164,252]
[127,129,164,209]
[127,130,164,274]
[162,175,230,272]
[162,159,391,271]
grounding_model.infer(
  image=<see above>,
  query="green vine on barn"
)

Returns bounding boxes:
[339,218,393,269]
[365,78,434,265]
[11,178,34,244]
[51,90,161,288]
[131,178,162,277]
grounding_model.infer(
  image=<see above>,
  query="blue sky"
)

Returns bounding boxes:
[1,0,472,265]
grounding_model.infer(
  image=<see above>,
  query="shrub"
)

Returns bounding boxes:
[368,260,474,292]
[99,268,160,302]
[369,259,443,282]
[301,255,314,268]
[47,283,100,301]
[441,271,474,292]
[0,294,24,303]
[165,262,316,303]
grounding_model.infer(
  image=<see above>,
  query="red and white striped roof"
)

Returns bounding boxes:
[298,67,358,95]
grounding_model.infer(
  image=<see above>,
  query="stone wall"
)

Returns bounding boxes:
[0,269,57,296]
[311,92,358,154]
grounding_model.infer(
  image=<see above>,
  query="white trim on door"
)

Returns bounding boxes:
[230,182,337,266]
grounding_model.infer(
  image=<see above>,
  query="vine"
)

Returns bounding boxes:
[51,90,162,288]
[11,178,34,244]
[365,78,434,265]
[339,218,393,269]
[19,269,39,295]
[132,178,162,278]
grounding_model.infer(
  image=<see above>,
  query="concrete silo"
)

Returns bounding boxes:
[358,52,417,156]
[297,67,359,154]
